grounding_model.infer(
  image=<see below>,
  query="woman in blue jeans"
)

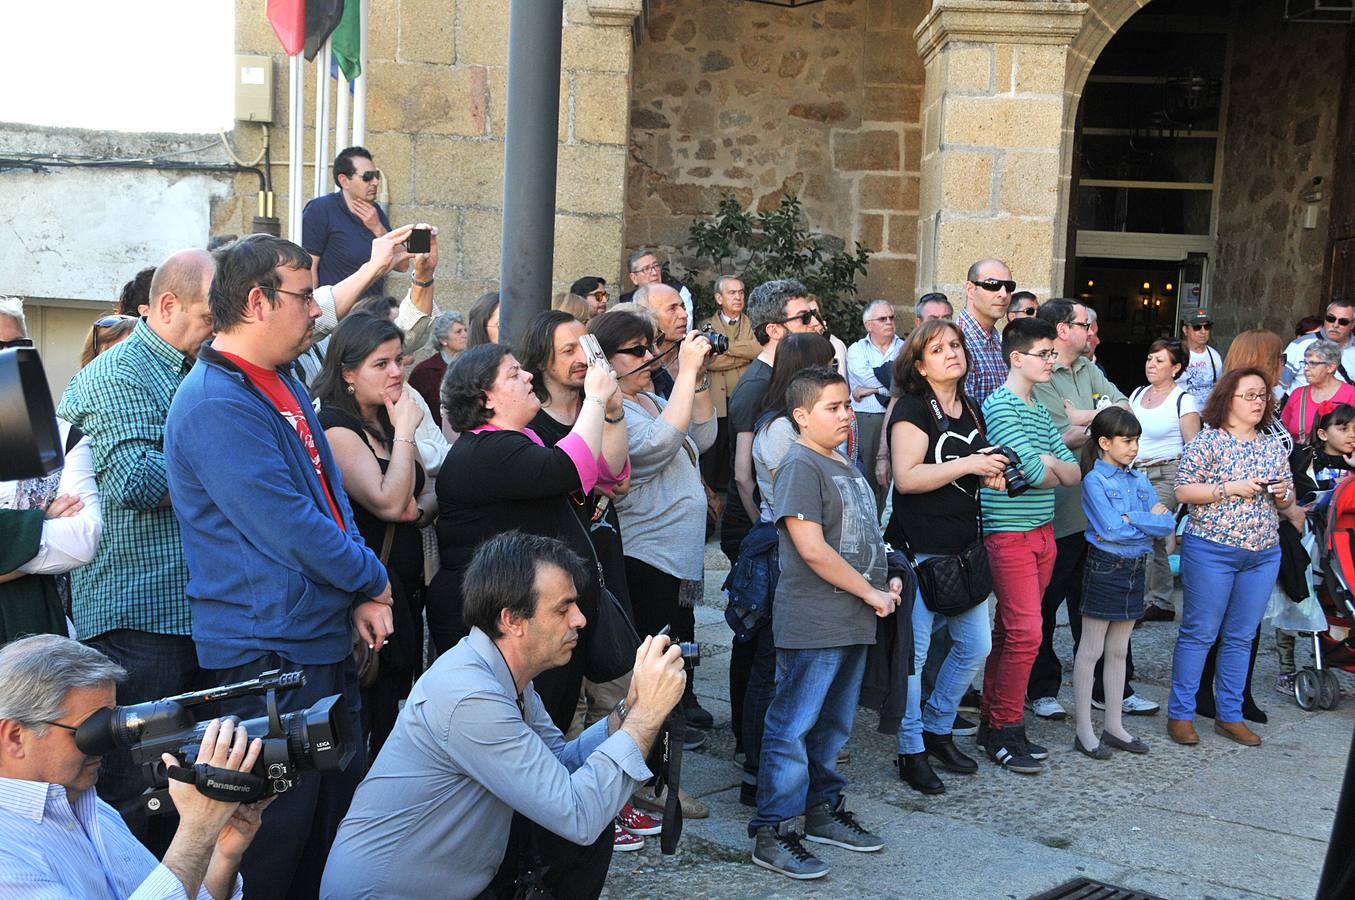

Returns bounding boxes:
[1169,367,1294,748]
[884,320,1005,793]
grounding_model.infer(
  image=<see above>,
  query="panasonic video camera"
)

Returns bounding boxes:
[75,670,355,815]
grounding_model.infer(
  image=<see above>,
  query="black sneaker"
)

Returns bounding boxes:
[1011,724,1049,761]
[976,719,991,750]
[951,714,978,737]
[803,797,884,852]
[959,687,981,713]
[752,822,829,880]
[985,725,1043,774]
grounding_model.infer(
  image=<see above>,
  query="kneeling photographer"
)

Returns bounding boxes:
[321,532,687,900]
[0,634,274,899]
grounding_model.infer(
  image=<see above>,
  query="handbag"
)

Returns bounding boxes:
[567,499,640,683]
[353,524,395,689]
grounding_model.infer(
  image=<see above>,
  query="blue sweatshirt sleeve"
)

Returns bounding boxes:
[172,394,388,602]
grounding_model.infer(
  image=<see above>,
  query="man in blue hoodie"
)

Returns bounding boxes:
[164,234,392,898]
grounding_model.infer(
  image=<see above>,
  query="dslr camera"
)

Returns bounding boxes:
[991,446,1031,498]
[75,670,355,814]
[698,324,729,355]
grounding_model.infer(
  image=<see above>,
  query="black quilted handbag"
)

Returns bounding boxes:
[898,510,992,617]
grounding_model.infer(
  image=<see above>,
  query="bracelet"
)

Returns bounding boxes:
[605,412,625,424]
[585,396,605,406]
[394,437,417,446]
[412,276,435,287]
[613,698,629,725]
[1216,482,1227,501]
[695,375,711,393]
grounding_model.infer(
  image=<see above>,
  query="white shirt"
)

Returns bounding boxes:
[1129,384,1198,462]
[1282,332,1355,393]
[1175,345,1221,409]
[0,421,102,575]
[846,335,904,414]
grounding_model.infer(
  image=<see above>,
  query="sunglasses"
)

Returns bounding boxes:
[91,314,137,357]
[774,310,825,327]
[972,278,1016,293]
[1010,307,1037,317]
[613,343,654,358]
[358,170,382,183]
[0,337,33,349]
[1185,322,1212,330]
[1327,314,1352,327]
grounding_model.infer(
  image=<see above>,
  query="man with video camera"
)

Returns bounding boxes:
[321,532,686,900]
[165,234,392,897]
[0,634,273,898]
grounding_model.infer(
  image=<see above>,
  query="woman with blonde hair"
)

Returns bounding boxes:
[552,291,593,323]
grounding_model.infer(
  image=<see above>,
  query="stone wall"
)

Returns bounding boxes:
[626,0,929,321]
[1211,4,1348,337]
[230,0,639,312]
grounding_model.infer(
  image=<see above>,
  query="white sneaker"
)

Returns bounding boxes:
[1091,693,1160,716]
[1029,696,1067,720]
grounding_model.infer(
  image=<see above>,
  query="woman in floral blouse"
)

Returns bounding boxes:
[1168,368,1293,748]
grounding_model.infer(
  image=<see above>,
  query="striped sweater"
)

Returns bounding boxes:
[979,386,1077,533]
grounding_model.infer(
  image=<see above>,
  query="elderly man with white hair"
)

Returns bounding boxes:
[846,299,904,515]
[0,296,30,348]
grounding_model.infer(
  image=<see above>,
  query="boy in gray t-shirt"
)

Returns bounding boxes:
[748,367,902,881]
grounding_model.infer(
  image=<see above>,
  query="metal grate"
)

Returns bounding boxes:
[1029,878,1166,900]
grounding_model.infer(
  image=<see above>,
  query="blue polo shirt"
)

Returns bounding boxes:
[301,190,392,295]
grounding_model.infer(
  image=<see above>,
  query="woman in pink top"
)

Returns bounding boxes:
[1281,338,1355,442]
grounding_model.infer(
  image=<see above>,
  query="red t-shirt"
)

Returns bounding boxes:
[219,351,345,527]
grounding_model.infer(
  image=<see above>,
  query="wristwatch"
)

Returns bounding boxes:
[412,275,435,288]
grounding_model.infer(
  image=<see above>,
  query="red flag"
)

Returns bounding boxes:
[267,0,305,56]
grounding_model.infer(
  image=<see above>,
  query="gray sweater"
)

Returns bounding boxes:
[615,393,717,580]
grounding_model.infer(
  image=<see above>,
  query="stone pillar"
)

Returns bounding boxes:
[914,0,1086,301]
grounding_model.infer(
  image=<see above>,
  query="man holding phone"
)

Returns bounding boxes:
[302,146,410,298]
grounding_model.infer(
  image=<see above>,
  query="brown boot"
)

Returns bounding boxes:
[1214,720,1261,746]
[1167,718,1199,745]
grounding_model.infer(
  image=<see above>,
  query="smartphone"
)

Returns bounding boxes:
[405,227,431,254]
[580,333,607,367]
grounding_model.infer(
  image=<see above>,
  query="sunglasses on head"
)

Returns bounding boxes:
[1327,314,1352,327]
[358,170,381,183]
[92,314,137,356]
[972,278,1016,293]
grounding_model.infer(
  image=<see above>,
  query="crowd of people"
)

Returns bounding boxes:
[0,143,1349,897]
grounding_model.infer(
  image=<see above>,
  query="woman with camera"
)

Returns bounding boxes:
[884,319,1004,794]
[313,313,436,758]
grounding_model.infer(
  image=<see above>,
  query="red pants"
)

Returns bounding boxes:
[981,525,1057,729]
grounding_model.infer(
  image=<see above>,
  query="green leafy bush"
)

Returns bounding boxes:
[676,194,872,343]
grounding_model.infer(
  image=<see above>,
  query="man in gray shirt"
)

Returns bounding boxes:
[320,532,686,900]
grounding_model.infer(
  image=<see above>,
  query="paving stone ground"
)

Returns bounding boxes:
[600,541,1354,899]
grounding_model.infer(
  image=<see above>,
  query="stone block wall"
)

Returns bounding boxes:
[626,0,929,320]
[227,0,638,313]
[1212,4,1347,338]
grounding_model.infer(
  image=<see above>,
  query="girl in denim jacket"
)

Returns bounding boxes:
[1074,408,1175,759]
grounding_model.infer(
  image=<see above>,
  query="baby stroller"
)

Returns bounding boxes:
[1299,476,1355,709]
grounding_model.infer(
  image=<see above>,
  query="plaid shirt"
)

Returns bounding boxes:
[58,320,192,639]
[958,307,1007,407]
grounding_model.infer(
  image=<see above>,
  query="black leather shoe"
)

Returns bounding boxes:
[1241,699,1268,724]
[898,753,944,794]
[923,731,978,774]
[682,695,714,730]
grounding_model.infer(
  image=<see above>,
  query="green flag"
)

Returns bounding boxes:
[332,0,362,82]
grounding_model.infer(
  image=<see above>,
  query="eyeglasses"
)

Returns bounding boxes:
[1010,307,1037,317]
[971,278,1016,293]
[1327,315,1353,327]
[868,315,895,323]
[631,263,661,276]
[1068,320,1091,330]
[0,337,34,349]
[773,310,824,327]
[258,285,317,305]
[92,314,136,357]
[357,170,382,183]
[1303,359,1333,368]
[1019,349,1058,362]
[38,719,79,736]
[1234,392,1268,402]
[612,343,654,358]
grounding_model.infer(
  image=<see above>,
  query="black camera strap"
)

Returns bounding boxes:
[658,711,684,855]
[166,762,269,803]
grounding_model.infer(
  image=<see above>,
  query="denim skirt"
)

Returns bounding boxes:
[1080,544,1147,621]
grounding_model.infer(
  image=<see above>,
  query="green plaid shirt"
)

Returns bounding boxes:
[58,320,193,639]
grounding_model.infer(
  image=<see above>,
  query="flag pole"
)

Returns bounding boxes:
[289,53,305,240]
[314,39,333,199]
[335,73,350,191]
[352,0,369,145]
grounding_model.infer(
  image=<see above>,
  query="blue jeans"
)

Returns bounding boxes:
[749,644,867,834]
[1169,534,1281,722]
[897,565,991,754]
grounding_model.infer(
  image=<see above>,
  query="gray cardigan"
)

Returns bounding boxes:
[614,392,717,580]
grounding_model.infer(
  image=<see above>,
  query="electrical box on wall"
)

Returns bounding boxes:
[234,55,273,123]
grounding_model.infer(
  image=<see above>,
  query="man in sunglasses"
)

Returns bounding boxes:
[58,248,218,852]
[1281,299,1355,395]
[1007,291,1039,322]
[1177,309,1223,408]
[302,146,410,299]
[959,259,1016,406]
[571,276,611,317]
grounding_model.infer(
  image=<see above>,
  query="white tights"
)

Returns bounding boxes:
[1073,616,1135,749]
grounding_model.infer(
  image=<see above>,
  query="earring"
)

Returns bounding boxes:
[346,384,355,395]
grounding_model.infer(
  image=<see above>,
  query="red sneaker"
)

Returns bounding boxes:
[617,801,662,836]
[613,821,646,851]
